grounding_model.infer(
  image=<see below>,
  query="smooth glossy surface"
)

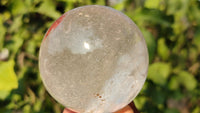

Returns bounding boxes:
[39,5,148,113]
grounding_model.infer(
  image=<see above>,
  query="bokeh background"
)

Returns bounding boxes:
[0,0,200,113]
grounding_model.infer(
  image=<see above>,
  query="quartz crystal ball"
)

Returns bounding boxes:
[39,5,148,113]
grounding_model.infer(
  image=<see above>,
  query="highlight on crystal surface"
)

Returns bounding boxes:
[39,5,149,113]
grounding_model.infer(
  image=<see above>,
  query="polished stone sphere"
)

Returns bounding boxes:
[39,5,148,113]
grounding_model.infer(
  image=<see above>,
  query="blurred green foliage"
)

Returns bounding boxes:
[0,0,200,113]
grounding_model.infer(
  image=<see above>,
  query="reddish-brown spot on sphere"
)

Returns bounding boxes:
[44,14,66,40]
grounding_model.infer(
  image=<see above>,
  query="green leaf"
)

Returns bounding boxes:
[130,8,171,28]
[33,100,43,112]
[167,0,189,15]
[168,71,197,91]
[192,106,200,113]
[23,104,31,113]
[193,29,200,53]
[178,71,197,90]
[157,38,170,60]
[189,47,198,63]
[0,60,18,91]
[166,0,180,15]
[168,76,179,90]
[0,90,10,100]
[134,96,147,109]
[10,15,22,32]
[112,0,126,11]
[0,60,18,99]
[142,29,156,62]
[94,0,106,5]
[36,0,61,19]
[0,16,6,49]
[148,62,171,85]
[145,0,161,9]
[9,0,27,15]
[26,40,36,54]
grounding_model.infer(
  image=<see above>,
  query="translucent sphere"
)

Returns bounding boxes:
[39,5,148,113]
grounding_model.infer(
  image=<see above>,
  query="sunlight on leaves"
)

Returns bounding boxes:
[157,38,170,61]
[0,60,18,99]
[148,62,171,85]
[37,0,61,19]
